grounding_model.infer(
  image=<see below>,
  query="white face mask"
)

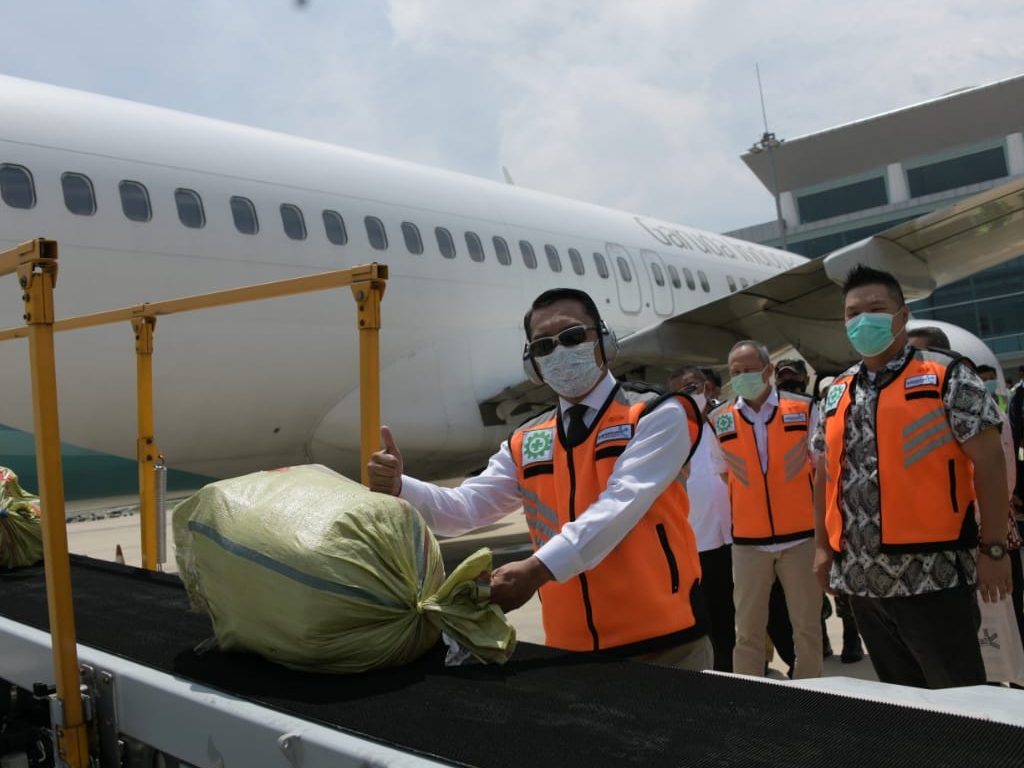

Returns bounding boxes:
[690,392,708,413]
[535,341,604,399]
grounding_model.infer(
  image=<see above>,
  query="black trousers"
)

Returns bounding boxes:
[698,544,735,672]
[850,584,985,689]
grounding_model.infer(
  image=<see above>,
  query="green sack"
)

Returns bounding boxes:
[0,467,43,569]
[173,465,516,673]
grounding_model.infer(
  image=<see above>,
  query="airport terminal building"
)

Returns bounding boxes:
[727,74,1024,373]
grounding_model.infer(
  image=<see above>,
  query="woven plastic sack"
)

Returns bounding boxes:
[173,465,515,673]
[0,467,43,569]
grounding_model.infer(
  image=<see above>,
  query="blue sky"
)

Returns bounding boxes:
[4,0,1023,233]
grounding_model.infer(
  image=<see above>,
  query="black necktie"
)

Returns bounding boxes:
[565,404,589,447]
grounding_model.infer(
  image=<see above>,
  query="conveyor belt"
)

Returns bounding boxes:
[2,556,1023,768]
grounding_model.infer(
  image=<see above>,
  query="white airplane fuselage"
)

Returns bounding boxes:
[0,75,802,482]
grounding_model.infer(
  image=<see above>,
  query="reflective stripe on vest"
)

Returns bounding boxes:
[510,384,705,652]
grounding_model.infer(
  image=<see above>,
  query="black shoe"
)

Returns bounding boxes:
[841,639,864,664]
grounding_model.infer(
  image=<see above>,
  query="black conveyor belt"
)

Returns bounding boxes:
[2,556,1023,768]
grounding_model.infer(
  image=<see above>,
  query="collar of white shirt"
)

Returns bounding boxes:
[736,386,779,421]
[558,371,616,426]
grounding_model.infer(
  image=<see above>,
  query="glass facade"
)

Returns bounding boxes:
[907,147,1008,198]
[797,176,887,223]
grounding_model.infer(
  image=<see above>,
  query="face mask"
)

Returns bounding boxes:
[731,370,767,401]
[534,341,603,399]
[690,392,708,413]
[776,379,806,394]
[984,380,999,395]
[846,312,899,357]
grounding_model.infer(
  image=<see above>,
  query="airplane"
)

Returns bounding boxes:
[1,74,1023,496]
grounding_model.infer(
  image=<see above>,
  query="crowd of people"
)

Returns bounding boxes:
[368,264,1023,691]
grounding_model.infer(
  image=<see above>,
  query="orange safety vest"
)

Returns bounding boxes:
[709,393,815,545]
[509,383,705,654]
[822,349,977,553]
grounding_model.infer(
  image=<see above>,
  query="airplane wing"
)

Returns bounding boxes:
[479,175,1024,424]
[616,174,1024,376]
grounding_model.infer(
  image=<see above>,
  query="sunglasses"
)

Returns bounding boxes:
[525,325,597,358]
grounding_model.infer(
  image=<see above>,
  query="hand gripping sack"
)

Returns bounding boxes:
[173,465,515,673]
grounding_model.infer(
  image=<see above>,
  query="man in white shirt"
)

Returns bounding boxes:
[368,288,711,670]
[708,340,823,679]
[669,365,735,672]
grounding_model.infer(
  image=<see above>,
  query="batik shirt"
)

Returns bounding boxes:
[810,344,1002,598]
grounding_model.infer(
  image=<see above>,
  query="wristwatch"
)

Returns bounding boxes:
[978,541,1008,560]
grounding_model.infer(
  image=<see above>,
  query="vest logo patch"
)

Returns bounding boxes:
[782,412,807,423]
[905,373,938,389]
[714,411,736,435]
[596,424,633,445]
[521,428,555,465]
[824,383,846,414]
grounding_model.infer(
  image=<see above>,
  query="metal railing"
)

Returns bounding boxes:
[0,237,388,768]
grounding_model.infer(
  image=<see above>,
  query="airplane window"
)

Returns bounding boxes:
[667,265,682,289]
[61,172,96,216]
[682,268,696,290]
[727,275,737,293]
[493,236,512,266]
[281,204,307,240]
[465,231,485,262]
[323,210,348,245]
[740,277,749,288]
[402,222,423,254]
[569,248,585,275]
[698,270,710,292]
[544,245,562,273]
[616,256,632,283]
[0,164,36,209]
[519,241,537,269]
[230,196,258,235]
[175,188,206,229]
[119,180,151,222]
[436,227,456,259]
[365,216,388,250]
[593,252,610,279]
[650,262,665,287]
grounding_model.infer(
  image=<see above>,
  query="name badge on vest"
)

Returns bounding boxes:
[824,382,847,415]
[596,424,633,445]
[713,411,736,435]
[521,427,555,465]
[782,412,807,423]
[905,373,938,389]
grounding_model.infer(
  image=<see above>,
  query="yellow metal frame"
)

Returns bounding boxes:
[1,238,388,768]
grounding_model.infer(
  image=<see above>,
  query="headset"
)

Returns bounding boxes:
[521,289,619,385]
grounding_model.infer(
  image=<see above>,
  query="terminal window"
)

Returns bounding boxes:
[906,147,1008,198]
[798,177,887,224]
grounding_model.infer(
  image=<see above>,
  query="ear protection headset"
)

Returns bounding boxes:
[522,290,619,385]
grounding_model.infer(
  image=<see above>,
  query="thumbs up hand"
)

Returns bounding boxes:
[367,425,404,495]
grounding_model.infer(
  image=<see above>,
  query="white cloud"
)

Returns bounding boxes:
[2,0,1023,233]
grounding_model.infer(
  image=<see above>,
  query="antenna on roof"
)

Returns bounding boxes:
[750,63,788,252]
[501,166,516,185]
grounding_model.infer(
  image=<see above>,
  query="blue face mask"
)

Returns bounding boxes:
[846,312,899,357]
[984,379,999,395]
[731,370,767,401]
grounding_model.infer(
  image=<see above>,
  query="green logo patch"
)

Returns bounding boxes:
[714,411,736,435]
[522,428,555,465]
[824,383,847,413]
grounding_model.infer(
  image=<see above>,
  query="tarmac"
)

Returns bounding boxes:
[62,491,879,681]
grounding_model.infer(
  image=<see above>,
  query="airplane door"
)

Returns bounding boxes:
[639,249,674,316]
[605,243,642,314]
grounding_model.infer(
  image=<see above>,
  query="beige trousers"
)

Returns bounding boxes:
[628,635,713,671]
[732,538,823,679]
